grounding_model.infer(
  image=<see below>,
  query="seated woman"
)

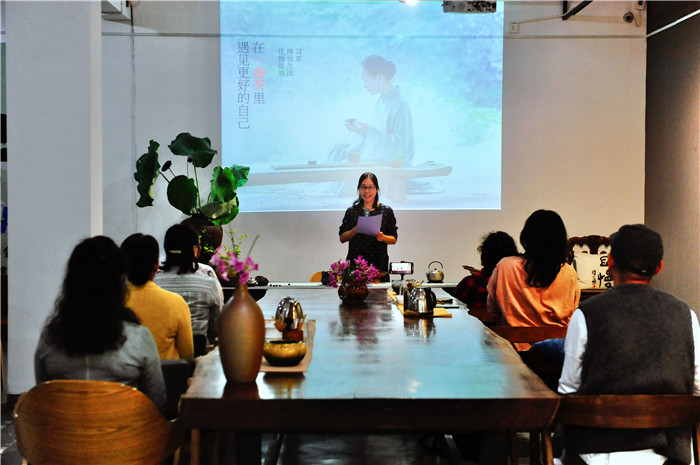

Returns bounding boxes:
[154,224,223,348]
[121,233,194,362]
[180,215,225,303]
[34,236,166,412]
[487,210,580,350]
[455,231,518,315]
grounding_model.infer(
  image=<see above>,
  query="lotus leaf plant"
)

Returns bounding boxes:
[134,132,250,226]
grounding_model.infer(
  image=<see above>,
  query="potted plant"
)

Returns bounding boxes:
[327,256,379,305]
[134,132,249,226]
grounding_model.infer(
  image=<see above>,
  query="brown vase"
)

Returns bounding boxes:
[337,280,369,305]
[218,282,265,383]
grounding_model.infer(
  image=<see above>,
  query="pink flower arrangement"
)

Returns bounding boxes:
[327,256,379,288]
[210,249,258,286]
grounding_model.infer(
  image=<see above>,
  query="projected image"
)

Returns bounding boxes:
[221,1,503,212]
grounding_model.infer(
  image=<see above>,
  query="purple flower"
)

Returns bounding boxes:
[366,264,379,282]
[327,256,378,286]
[211,250,259,286]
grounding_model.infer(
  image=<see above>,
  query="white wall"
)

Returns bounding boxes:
[103,1,646,282]
[6,1,103,393]
[6,1,648,393]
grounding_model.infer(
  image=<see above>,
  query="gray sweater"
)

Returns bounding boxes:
[565,284,694,464]
[34,321,166,412]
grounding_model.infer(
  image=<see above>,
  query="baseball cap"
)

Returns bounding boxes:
[609,224,663,276]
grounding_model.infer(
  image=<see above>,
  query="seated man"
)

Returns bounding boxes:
[121,233,194,362]
[557,224,700,465]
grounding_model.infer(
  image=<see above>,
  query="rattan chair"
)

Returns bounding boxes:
[13,379,183,465]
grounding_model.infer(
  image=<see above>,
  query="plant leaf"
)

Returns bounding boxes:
[134,140,161,207]
[229,164,250,188]
[167,175,198,215]
[209,166,237,203]
[200,197,240,226]
[168,132,217,168]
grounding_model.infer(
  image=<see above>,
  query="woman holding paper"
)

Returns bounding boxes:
[339,172,397,280]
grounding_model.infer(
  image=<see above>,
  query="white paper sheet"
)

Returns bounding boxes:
[356,214,382,236]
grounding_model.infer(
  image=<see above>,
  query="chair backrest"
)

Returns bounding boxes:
[567,235,610,264]
[161,359,194,420]
[491,326,567,344]
[556,394,700,428]
[193,333,208,357]
[13,380,183,465]
[555,395,700,465]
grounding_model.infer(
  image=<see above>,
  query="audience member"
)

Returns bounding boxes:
[180,216,225,303]
[556,224,700,465]
[154,224,223,346]
[180,214,223,264]
[455,231,518,311]
[121,233,194,362]
[34,236,165,411]
[487,210,580,349]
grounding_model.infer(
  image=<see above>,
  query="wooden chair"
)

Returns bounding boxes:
[545,395,700,465]
[13,379,183,465]
[490,326,568,465]
[193,333,208,357]
[490,326,568,344]
[161,359,194,420]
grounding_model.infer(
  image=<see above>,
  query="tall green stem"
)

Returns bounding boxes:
[193,166,201,207]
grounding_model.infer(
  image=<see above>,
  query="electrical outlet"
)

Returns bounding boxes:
[509,22,519,34]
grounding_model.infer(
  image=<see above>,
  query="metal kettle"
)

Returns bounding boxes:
[405,287,437,315]
[274,296,305,332]
[426,261,445,283]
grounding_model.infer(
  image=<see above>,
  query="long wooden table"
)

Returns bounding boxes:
[180,287,558,464]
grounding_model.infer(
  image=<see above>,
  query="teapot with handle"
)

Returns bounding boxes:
[407,287,437,315]
[426,261,444,283]
[274,297,304,331]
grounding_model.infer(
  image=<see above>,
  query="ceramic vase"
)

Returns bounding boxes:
[218,282,265,383]
[337,280,369,305]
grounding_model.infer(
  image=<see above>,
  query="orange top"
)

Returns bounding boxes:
[127,281,195,362]
[487,256,580,350]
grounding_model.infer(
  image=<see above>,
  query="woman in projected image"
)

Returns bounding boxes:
[339,172,397,281]
[333,55,414,167]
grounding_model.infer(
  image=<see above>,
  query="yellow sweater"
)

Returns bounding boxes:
[126,281,194,362]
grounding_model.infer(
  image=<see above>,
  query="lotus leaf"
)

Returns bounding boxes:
[135,133,249,226]
[167,175,198,215]
[168,132,217,168]
[200,197,240,226]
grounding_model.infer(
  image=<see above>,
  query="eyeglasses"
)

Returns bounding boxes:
[359,186,376,191]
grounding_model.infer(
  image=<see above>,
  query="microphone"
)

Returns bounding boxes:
[364,208,370,217]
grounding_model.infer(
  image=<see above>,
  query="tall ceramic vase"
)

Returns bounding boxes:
[218,282,265,383]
